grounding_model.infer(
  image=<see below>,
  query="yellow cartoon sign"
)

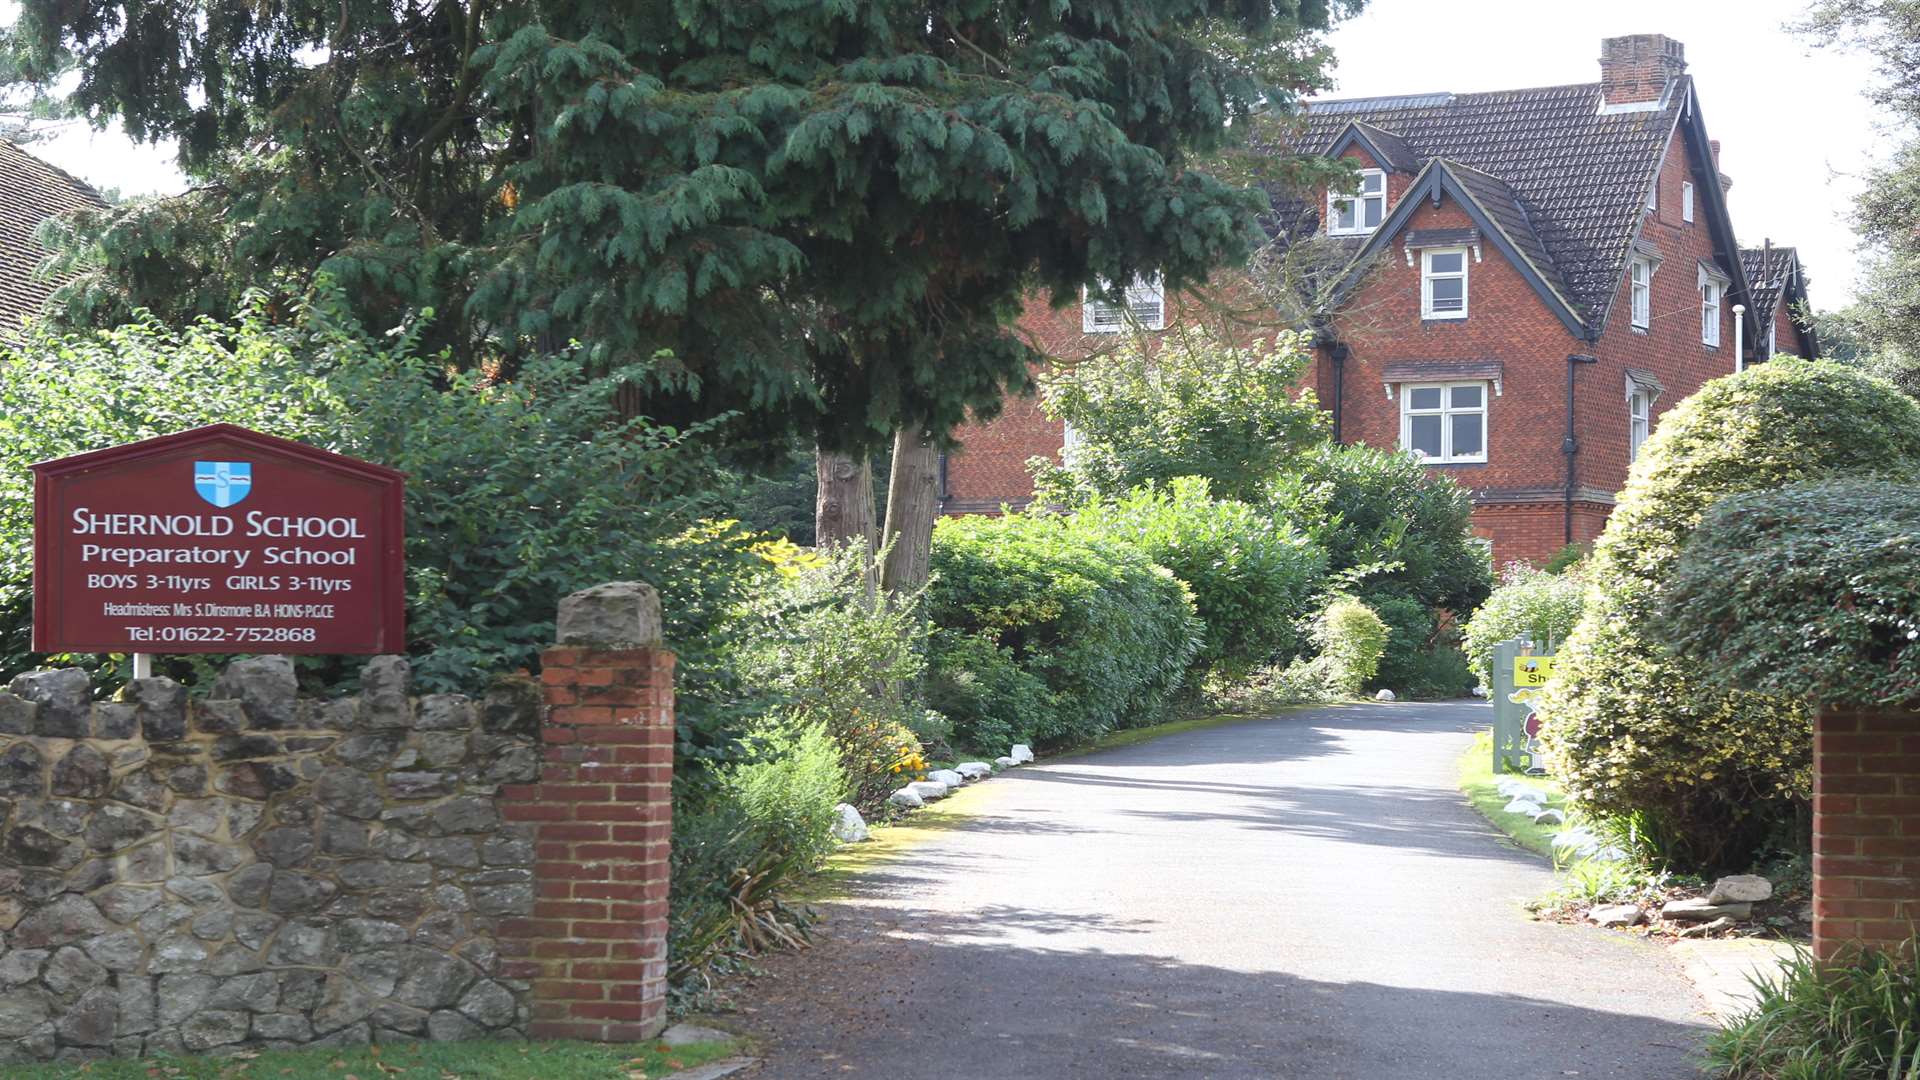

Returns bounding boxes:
[1513,655,1555,688]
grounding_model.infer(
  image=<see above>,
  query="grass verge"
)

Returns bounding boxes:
[1458,728,1567,859]
[7,1037,741,1080]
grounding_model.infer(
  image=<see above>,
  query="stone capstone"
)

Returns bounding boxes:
[120,678,188,743]
[8,668,90,738]
[556,581,663,647]
[211,656,299,730]
[359,657,412,729]
[0,691,36,735]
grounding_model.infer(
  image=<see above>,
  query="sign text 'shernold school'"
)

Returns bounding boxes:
[33,424,405,655]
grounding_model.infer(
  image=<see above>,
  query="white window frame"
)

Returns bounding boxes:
[1082,275,1166,333]
[1421,247,1469,321]
[1399,381,1489,464]
[1646,180,1657,213]
[1629,387,1652,460]
[1699,267,1725,348]
[1766,312,1778,357]
[1328,168,1387,236]
[1681,181,1695,223]
[1630,257,1652,330]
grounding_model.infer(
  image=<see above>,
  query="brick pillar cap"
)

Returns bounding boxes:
[556,582,664,648]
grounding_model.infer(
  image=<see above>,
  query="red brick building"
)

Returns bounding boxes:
[941,34,1819,566]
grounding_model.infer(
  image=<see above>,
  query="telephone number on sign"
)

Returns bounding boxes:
[121,626,320,644]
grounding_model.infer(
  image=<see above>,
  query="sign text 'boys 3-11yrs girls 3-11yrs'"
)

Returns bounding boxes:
[31,424,406,657]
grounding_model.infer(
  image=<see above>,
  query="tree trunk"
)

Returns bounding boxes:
[880,428,940,597]
[815,446,877,601]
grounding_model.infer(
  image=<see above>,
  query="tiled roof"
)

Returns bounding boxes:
[0,141,106,334]
[1266,80,1688,325]
[1740,245,1798,318]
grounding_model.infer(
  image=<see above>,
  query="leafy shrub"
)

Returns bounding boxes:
[1030,328,1328,503]
[730,541,928,808]
[925,629,1054,755]
[1462,566,1588,689]
[1057,477,1327,680]
[1706,937,1920,1080]
[1539,360,1920,870]
[1268,443,1492,615]
[1389,641,1476,699]
[1657,478,1920,709]
[1853,350,1920,400]
[1542,541,1591,574]
[1308,597,1389,697]
[927,513,1201,749]
[720,717,848,871]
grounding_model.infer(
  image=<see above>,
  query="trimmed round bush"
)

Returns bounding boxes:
[1311,597,1390,696]
[1658,479,1920,709]
[1058,477,1328,681]
[1462,567,1587,689]
[927,513,1201,750]
[1538,360,1920,869]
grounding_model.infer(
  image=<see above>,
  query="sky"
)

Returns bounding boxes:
[1316,0,1887,307]
[12,0,1893,308]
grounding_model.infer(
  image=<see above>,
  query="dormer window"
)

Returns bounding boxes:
[1329,169,1386,236]
[1083,275,1166,333]
[1421,248,1468,320]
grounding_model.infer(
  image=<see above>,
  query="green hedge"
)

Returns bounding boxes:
[1539,360,1920,870]
[1058,477,1326,681]
[1659,478,1920,709]
[926,513,1201,750]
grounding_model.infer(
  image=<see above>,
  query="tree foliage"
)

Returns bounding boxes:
[1032,327,1329,502]
[1658,478,1920,710]
[1801,2,1920,369]
[9,0,1358,450]
[1538,360,1920,870]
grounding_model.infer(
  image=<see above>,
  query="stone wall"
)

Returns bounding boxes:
[0,654,542,1063]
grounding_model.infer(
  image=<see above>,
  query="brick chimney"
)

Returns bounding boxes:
[1600,35,1686,108]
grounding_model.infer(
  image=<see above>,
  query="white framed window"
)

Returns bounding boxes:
[1629,388,1652,460]
[1400,382,1487,464]
[1646,180,1657,212]
[1766,314,1778,357]
[1082,276,1166,333]
[1421,247,1469,320]
[1328,169,1386,236]
[1681,181,1695,223]
[1699,270,1723,347]
[1630,257,1652,330]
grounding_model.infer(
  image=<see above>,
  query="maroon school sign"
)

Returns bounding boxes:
[32,424,405,655]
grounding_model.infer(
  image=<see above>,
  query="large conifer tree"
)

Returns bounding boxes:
[10,0,1354,447]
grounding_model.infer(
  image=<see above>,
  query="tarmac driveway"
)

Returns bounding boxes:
[731,701,1709,1079]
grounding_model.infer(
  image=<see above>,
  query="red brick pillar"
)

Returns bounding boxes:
[1813,707,1920,961]
[501,582,674,1040]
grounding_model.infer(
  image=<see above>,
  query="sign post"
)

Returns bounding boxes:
[32,424,405,657]
[1491,639,1554,774]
